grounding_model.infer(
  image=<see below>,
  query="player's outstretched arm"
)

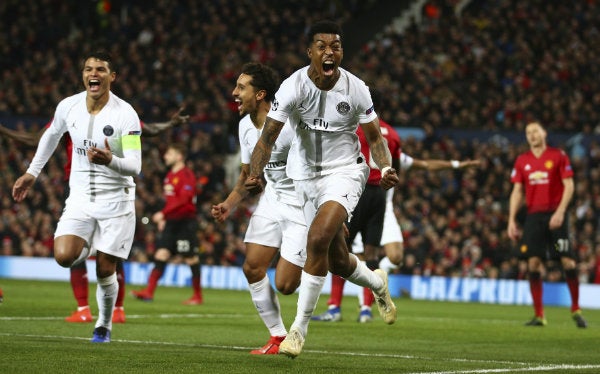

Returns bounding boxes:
[212,164,251,223]
[0,124,44,147]
[143,107,189,136]
[412,158,482,171]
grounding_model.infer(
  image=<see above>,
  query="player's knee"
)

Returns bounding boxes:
[387,252,403,265]
[97,267,114,279]
[54,248,76,268]
[307,230,332,254]
[55,256,74,268]
[242,261,266,283]
[153,249,170,262]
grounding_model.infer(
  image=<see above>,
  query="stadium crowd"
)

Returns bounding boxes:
[0,0,599,283]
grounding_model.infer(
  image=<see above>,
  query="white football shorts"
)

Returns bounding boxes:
[244,190,307,268]
[55,199,136,259]
[294,164,368,225]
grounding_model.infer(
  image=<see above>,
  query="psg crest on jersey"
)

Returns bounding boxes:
[103,125,114,136]
[336,101,350,115]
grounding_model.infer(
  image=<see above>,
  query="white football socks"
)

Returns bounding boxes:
[290,271,326,336]
[249,276,287,337]
[95,272,118,330]
[345,253,384,293]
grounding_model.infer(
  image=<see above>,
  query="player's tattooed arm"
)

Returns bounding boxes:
[248,117,284,179]
[245,117,284,195]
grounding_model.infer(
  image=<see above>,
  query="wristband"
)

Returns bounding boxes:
[381,166,391,176]
[451,160,460,169]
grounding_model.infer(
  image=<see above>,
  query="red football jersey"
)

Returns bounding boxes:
[510,146,573,213]
[356,119,401,185]
[161,166,197,220]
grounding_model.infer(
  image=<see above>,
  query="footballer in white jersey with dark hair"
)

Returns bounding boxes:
[13,51,141,343]
[245,20,399,358]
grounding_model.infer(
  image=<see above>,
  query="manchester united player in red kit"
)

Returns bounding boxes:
[132,143,202,304]
[508,121,587,328]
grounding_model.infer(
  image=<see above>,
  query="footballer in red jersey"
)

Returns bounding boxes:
[131,143,202,305]
[508,121,586,328]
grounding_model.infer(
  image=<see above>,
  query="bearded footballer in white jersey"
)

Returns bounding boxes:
[212,62,307,355]
[245,20,399,358]
[13,51,142,343]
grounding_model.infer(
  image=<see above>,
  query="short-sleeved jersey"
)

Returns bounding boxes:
[357,119,401,185]
[268,66,377,180]
[46,91,141,203]
[238,114,299,206]
[510,146,573,214]
[162,166,197,220]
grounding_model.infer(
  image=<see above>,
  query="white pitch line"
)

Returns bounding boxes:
[0,313,247,321]
[1,332,598,373]
[0,331,532,367]
[407,364,600,374]
[2,331,599,372]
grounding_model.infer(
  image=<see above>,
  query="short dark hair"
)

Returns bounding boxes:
[168,143,187,159]
[83,51,116,73]
[240,62,280,103]
[307,20,343,45]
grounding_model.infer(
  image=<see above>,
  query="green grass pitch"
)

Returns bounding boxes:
[1,278,599,373]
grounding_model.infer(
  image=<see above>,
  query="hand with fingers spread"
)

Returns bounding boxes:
[170,107,190,127]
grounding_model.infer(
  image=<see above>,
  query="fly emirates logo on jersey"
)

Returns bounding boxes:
[297,118,330,131]
[75,139,99,156]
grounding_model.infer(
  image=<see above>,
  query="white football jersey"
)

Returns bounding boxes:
[268,66,377,180]
[238,115,298,207]
[33,91,141,203]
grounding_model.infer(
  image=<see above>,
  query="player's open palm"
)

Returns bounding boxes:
[12,173,36,202]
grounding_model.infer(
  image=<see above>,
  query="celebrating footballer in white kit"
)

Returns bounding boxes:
[212,62,307,355]
[12,51,141,344]
[245,21,399,358]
